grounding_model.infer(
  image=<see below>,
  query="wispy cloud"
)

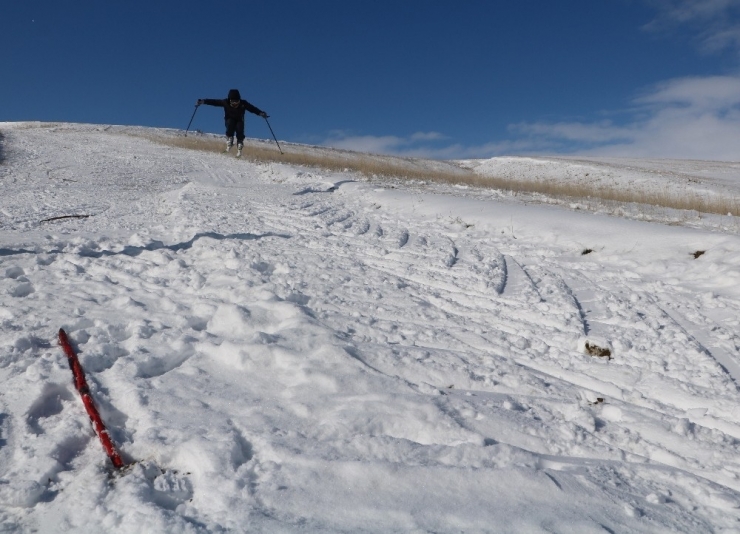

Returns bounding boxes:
[324,131,451,158]
[511,75,740,160]
[324,76,740,161]
[647,0,739,22]
[323,130,543,160]
[644,0,740,53]
[510,121,634,144]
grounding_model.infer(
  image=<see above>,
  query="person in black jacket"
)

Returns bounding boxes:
[197,89,268,157]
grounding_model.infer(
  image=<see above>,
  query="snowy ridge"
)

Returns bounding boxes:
[1,123,740,532]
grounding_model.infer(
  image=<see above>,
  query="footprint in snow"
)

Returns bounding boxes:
[26,383,75,435]
[10,281,34,298]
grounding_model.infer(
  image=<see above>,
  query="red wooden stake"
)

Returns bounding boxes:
[58,328,125,469]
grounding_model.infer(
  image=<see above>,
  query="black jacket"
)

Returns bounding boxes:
[201,98,265,121]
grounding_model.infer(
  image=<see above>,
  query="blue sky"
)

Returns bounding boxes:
[3,1,740,160]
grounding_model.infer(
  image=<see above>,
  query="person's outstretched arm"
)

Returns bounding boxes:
[242,99,268,118]
[197,99,226,107]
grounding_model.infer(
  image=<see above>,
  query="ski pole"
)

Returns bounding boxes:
[264,117,283,154]
[185,104,200,136]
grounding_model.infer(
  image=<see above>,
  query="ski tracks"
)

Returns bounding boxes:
[257,191,594,403]
[271,186,740,500]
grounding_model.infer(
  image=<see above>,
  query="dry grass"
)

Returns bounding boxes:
[484,176,740,216]
[14,123,735,218]
[7,121,67,130]
[145,133,740,217]
[154,133,480,184]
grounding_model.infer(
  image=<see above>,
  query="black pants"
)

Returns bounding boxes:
[225,118,245,143]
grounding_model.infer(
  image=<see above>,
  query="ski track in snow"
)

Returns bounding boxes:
[1,123,740,532]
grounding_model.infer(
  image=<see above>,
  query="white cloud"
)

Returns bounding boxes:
[409,132,447,142]
[324,131,450,157]
[323,129,567,160]
[323,129,540,159]
[512,75,740,160]
[636,74,740,105]
[324,76,740,161]
[510,121,634,144]
[506,4,740,160]
[326,133,406,154]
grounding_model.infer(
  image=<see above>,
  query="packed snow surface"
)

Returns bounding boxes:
[1,123,740,533]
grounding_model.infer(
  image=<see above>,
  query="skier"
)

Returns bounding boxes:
[197,89,268,157]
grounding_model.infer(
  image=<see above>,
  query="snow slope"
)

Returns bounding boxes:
[465,155,740,199]
[1,123,740,532]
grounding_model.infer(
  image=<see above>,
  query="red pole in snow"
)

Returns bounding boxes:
[58,328,125,469]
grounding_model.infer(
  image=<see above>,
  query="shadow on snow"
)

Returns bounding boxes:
[0,231,291,258]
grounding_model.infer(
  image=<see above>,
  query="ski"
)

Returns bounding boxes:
[58,328,126,469]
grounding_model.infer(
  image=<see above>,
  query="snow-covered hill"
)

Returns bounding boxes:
[1,122,740,532]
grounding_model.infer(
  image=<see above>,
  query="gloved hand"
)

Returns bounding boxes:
[196,99,204,105]
[260,111,269,118]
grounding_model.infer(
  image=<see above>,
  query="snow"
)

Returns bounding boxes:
[463,155,740,199]
[1,122,740,532]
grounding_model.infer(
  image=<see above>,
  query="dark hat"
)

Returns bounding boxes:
[228,89,241,101]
